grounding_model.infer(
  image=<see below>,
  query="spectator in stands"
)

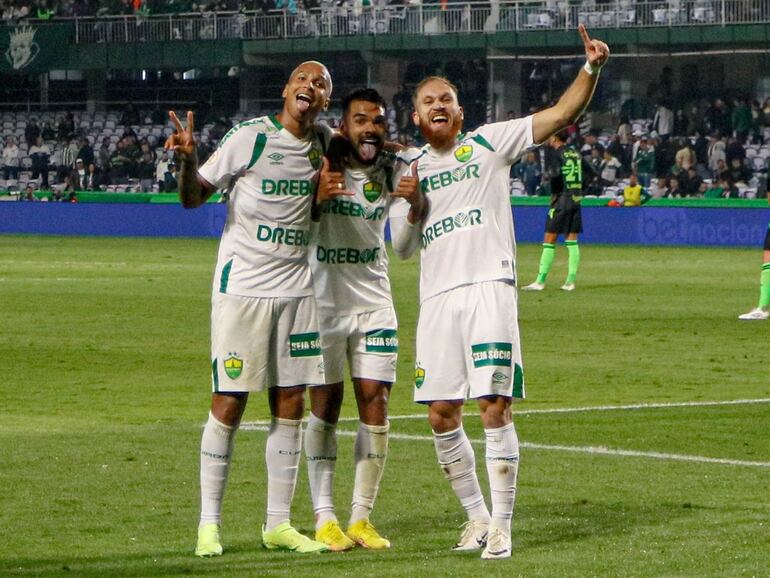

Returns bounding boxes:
[163,162,178,192]
[725,136,746,166]
[57,112,76,141]
[58,136,79,184]
[97,137,112,171]
[121,103,141,127]
[85,162,102,191]
[652,101,674,140]
[69,158,88,190]
[41,120,56,141]
[665,175,686,199]
[682,167,704,197]
[109,139,133,183]
[731,97,752,143]
[714,158,729,182]
[24,118,40,148]
[649,177,669,199]
[726,158,752,185]
[136,141,157,192]
[29,135,51,189]
[750,100,764,145]
[514,151,541,196]
[717,176,740,199]
[21,184,37,202]
[674,108,689,137]
[706,98,730,136]
[708,134,726,174]
[633,136,655,187]
[675,138,695,171]
[77,136,94,167]
[623,173,650,206]
[393,83,412,137]
[599,149,622,187]
[693,129,709,176]
[2,136,20,180]
[155,150,171,192]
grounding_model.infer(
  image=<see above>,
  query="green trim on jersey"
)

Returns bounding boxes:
[212,358,219,392]
[248,133,268,169]
[513,363,524,398]
[471,134,496,152]
[219,259,233,293]
[219,119,262,147]
[269,115,284,130]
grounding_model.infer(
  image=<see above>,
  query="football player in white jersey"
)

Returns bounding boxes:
[167,61,350,557]
[305,88,424,551]
[390,25,609,559]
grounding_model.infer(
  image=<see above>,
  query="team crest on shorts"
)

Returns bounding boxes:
[414,364,426,388]
[454,145,473,163]
[363,180,383,203]
[223,354,243,379]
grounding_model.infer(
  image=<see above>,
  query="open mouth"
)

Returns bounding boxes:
[296,93,312,113]
[358,136,381,162]
[430,114,449,125]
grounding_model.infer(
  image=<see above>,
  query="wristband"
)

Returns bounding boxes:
[583,60,602,76]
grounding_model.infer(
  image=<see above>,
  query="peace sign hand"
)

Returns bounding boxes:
[165,110,197,163]
[578,24,609,69]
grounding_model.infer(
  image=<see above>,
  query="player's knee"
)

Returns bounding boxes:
[428,402,462,433]
[211,392,248,426]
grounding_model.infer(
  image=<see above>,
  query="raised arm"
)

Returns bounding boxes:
[165,110,216,209]
[532,24,610,145]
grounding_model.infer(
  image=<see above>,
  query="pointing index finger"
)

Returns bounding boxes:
[578,23,591,47]
[187,110,194,134]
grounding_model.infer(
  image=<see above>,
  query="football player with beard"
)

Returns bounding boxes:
[390,25,609,559]
[305,87,425,551]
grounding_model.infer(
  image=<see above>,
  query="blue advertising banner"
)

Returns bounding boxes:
[1,203,768,247]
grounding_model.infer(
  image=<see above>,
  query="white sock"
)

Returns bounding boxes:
[349,421,389,525]
[265,417,302,531]
[485,422,520,533]
[304,413,338,529]
[199,412,237,527]
[433,426,490,523]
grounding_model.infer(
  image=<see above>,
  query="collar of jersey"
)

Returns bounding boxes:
[268,115,284,130]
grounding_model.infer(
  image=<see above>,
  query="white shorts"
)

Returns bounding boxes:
[317,306,398,384]
[414,280,525,403]
[210,292,325,393]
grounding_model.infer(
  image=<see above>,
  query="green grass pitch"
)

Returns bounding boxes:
[1,235,768,577]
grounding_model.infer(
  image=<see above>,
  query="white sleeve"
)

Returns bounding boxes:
[198,124,259,190]
[475,116,534,164]
[389,197,422,260]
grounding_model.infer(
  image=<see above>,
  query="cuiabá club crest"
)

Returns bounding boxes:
[363,180,383,203]
[223,354,243,379]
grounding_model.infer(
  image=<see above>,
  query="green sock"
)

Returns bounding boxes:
[759,263,770,309]
[565,240,580,284]
[535,243,555,284]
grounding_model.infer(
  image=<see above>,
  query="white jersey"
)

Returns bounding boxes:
[311,153,400,315]
[394,116,534,303]
[198,115,331,298]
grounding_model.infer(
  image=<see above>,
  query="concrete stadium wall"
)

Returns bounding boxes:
[1,203,768,247]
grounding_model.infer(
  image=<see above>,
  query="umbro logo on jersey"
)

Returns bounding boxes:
[454,144,473,163]
[363,181,383,203]
[267,152,284,164]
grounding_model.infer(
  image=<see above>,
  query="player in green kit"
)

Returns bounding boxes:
[523,131,595,292]
[739,189,770,320]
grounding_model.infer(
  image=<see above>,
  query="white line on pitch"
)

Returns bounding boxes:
[239,425,770,468]
[241,397,770,428]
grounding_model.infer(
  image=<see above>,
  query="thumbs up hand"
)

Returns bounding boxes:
[316,156,353,205]
[392,160,427,223]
